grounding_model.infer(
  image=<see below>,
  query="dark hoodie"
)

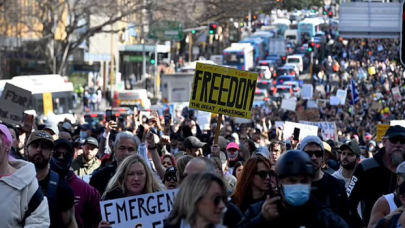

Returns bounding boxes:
[348,147,397,227]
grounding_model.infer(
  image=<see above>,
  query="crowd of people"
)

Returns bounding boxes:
[0,35,405,228]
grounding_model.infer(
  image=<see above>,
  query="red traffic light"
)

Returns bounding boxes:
[212,24,217,29]
[316,44,321,48]
[328,11,333,16]
[310,42,315,47]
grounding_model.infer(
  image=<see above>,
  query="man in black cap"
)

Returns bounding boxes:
[349,125,405,227]
[163,167,179,190]
[71,137,100,177]
[183,136,205,157]
[332,140,361,189]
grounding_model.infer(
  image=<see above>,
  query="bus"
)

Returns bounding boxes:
[223,43,254,70]
[239,38,266,64]
[250,31,272,56]
[298,18,325,44]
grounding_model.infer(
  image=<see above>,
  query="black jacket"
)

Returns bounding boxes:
[348,148,397,227]
[89,163,117,196]
[236,196,349,228]
[164,202,243,228]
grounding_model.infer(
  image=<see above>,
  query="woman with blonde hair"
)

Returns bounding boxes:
[164,172,228,228]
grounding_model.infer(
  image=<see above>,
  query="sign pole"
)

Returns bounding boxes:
[214,114,223,144]
[189,32,193,63]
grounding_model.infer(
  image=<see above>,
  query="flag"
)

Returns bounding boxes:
[350,79,360,105]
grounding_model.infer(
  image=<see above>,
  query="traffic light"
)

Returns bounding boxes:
[316,44,321,49]
[323,11,327,15]
[253,15,258,20]
[150,59,155,64]
[308,42,315,52]
[328,11,333,18]
[191,30,196,34]
[209,23,218,35]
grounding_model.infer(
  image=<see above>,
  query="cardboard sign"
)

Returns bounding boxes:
[392,87,402,101]
[301,84,313,100]
[330,96,340,106]
[377,124,390,142]
[336,89,347,105]
[197,111,212,130]
[100,189,178,228]
[281,99,297,111]
[0,83,32,125]
[189,63,258,119]
[283,121,318,141]
[299,121,338,141]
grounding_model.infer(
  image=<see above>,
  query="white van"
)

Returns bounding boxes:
[284,29,298,44]
[286,55,304,73]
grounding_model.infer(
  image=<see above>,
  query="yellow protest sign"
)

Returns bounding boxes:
[43,93,53,116]
[189,63,258,119]
[377,124,390,142]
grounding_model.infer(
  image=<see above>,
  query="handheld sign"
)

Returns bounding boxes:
[0,83,32,125]
[100,189,178,228]
[189,63,258,119]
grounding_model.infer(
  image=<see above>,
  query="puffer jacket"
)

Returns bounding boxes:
[0,159,50,227]
[237,196,349,228]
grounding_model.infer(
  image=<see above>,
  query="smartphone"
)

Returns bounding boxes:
[106,109,116,122]
[164,115,171,126]
[137,124,145,141]
[22,113,34,133]
[293,127,300,141]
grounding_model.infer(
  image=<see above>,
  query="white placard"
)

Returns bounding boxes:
[197,111,212,130]
[307,100,318,109]
[100,189,178,228]
[330,96,340,106]
[301,84,313,100]
[336,89,347,105]
[392,87,402,101]
[299,121,338,141]
[391,120,405,128]
[281,99,297,111]
[0,83,32,125]
[283,121,318,141]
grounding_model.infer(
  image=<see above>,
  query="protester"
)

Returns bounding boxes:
[176,155,193,184]
[232,161,244,180]
[72,137,100,177]
[163,167,179,189]
[44,123,59,141]
[162,154,176,169]
[237,150,349,228]
[26,130,77,228]
[230,156,273,213]
[50,139,101,228]
[268,140,285,165]
[374,181,405,228]
[332,140,361,188]
[349,125,405,227]
[299,136,351,224]
[0,124,50,227]
[164,173,228,228]
[59,131,73,144]
[183,136,205,157]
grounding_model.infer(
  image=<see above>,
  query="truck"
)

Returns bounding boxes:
[269,38,286,57]
[161,73,194,104]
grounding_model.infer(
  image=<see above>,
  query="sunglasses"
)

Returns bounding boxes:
[388,137,405,145]
[213,195,227,206]
[305,150,323,158]
[165,176,177,182]
[53,150,71,159]
[255,170,275,180]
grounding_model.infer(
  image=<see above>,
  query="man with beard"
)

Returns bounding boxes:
[349,125,405,227]
[332,140,361,189]
[26,131,77,228]
[72,137,100,177]
[50,139,101,228]
[299,136,351,225]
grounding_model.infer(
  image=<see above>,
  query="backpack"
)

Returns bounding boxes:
[21,187,44,225]
[47,170,60,228]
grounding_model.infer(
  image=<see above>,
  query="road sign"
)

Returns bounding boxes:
[149,21,184,41]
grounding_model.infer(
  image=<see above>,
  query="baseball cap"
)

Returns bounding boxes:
[339,140,361,157]
[299,136,325,151]
[227,142,240,151]
[27,130,54,147]
[396,161,405,176]
[54,139,74,156]
[384,125,405,139]
[83,137,99,148]
[164,167,177,180]
[368,140,376,147]
[256,146,270,157]
[44,123,59,135]
[0,124,12,145]
[62,122,73,132]
[184,136,205,150]
[365,133,372,140]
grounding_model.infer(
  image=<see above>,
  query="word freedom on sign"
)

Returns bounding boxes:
[190,63,258,119]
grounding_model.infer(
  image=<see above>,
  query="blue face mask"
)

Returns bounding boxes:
[283,184,311,207]
[80,131,88,139]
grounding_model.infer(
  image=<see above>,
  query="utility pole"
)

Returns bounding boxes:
[189,32,193,63]
[110,33,115,94]
[248,10,252,31]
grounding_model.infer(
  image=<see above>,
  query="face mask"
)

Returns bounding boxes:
[50,156,73,177]
[80,131,88,139]
[368,147,374,152]
[227,151,238,161]
[283,184,311,207]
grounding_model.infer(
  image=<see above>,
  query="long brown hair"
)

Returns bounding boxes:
[230,156,272,211]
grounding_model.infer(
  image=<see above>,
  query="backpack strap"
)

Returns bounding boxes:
[47,170,59,197]
[21,186,44,225]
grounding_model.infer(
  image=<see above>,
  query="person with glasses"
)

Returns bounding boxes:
[349,125,405,228]
[231,156,274,213]
[299,136,351,225]
[237,150,349,228]
[164,173,228,228]
[50,139,101,228]
[163,167,179,190]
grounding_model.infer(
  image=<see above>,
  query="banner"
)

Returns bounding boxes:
[283,121,318,141]
[392,87,402,101]
[100,189,178,228]
[299,121,338,141]
[0,83,32,125]
[377,124,390,142]
[281,99,296,111]
[301,84,313,100]
[189,63,258,119]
